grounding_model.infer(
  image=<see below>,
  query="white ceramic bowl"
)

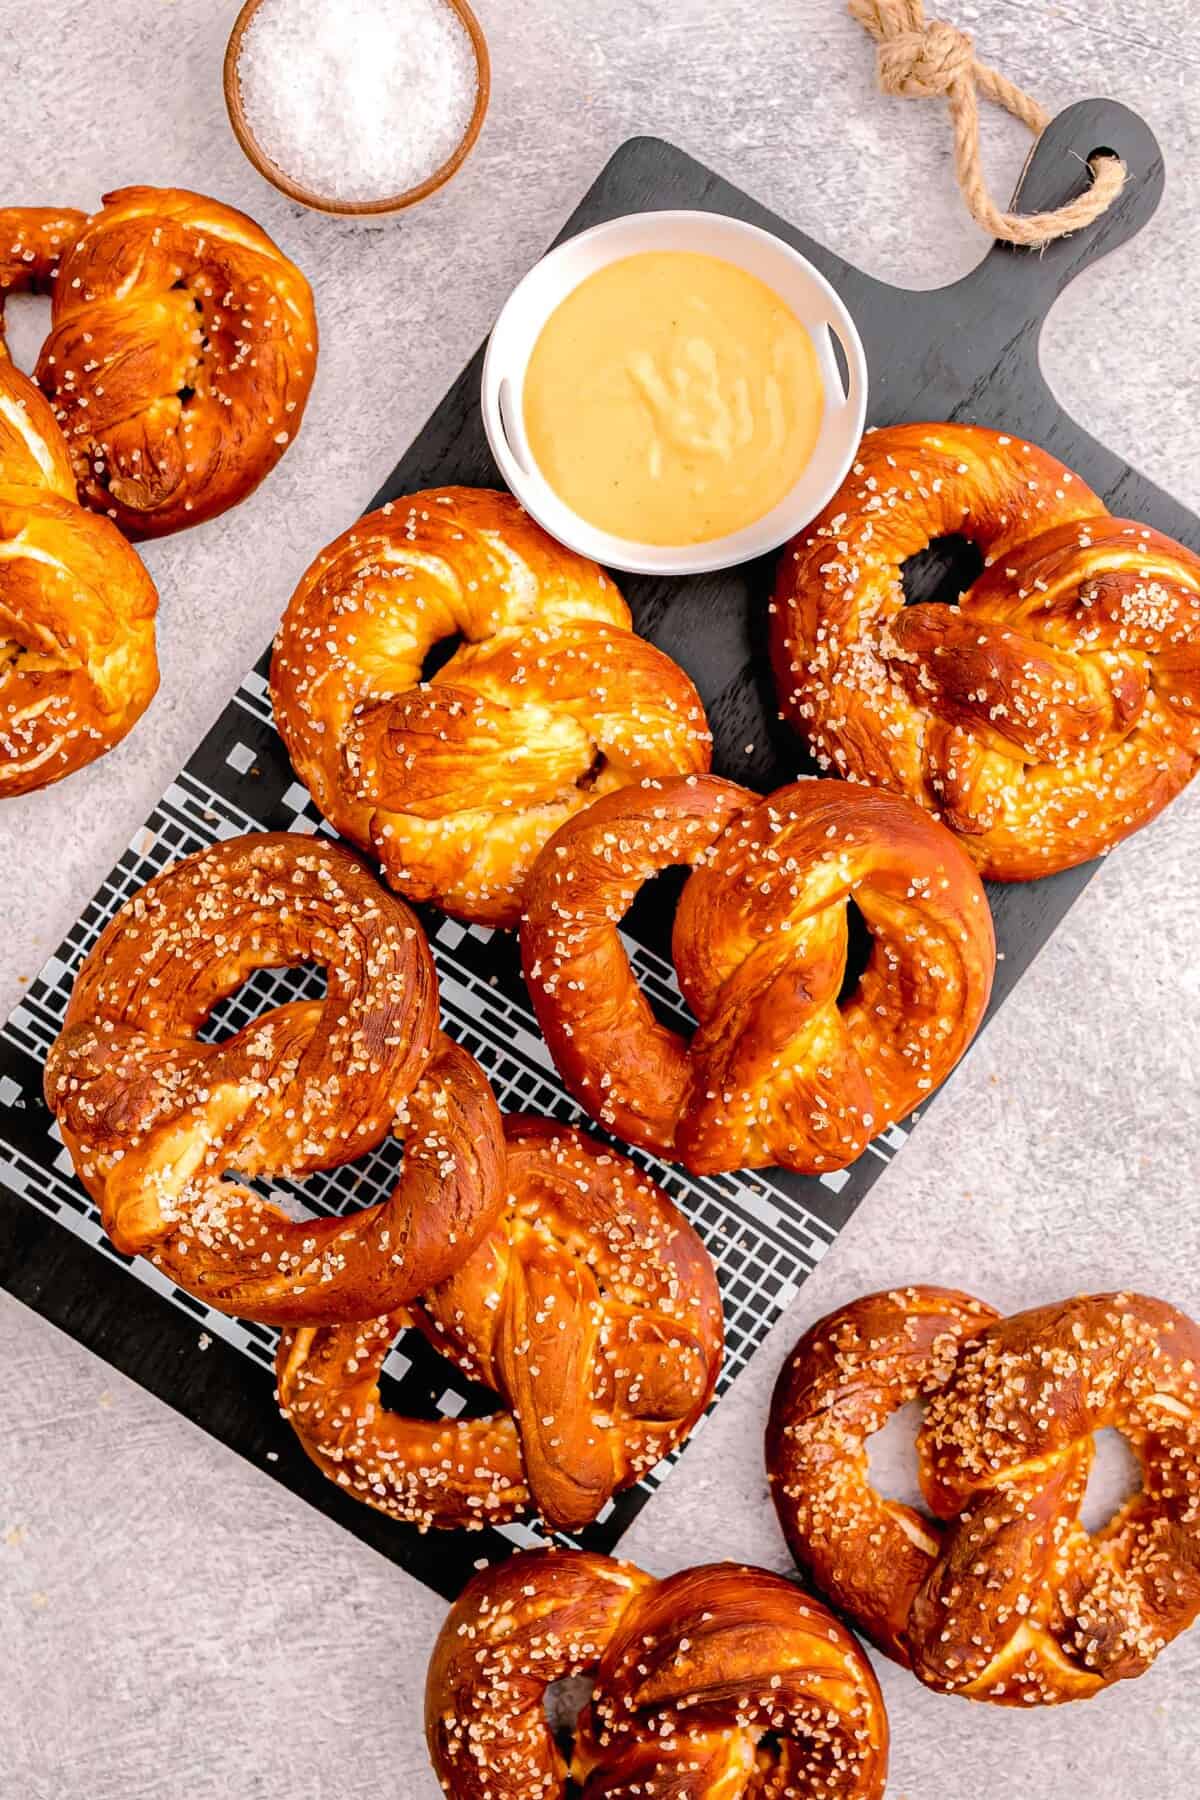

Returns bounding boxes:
[481,209,868,576]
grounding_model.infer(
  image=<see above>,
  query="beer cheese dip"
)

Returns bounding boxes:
[522,249,824,546]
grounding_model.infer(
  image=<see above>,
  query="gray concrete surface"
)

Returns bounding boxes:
[1,1,1198,1794]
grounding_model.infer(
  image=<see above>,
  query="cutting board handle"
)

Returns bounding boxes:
[965,98,1165,323]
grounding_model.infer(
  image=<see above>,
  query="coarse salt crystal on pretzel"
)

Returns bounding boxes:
[771,421,1200,878]
[520,772,995,1175]
[269,486,712,927]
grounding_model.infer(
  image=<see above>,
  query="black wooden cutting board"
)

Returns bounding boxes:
[1,100,1190,1599]
[375,98,1184,1028]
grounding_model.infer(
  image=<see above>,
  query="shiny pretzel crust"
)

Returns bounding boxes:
[0,219,158,795]
[768,1285,1200,1705]
[269,487,712,926]
[45,833,507,1324]
[17,187,317,536]
[276,1114,723,1532]
[425,1550,888,1799]
[521,774,995,1174]
[771,422,1200,879]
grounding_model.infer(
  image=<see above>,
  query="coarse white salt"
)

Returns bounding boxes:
[237,0,480,203]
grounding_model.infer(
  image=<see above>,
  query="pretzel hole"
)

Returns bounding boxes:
[544,1672,594,1742]
[901,533,984,608]
[169,280,204,312]
[177,385,196,405]
[836,897,873,1007]
[866,1399,930,1515]
[1,291,50,376]
[377,1319,497,1423]
[624,864,699,1034]
[198,960,329,1042]
[575,748,607,792]
[1080,1427,1142,1534]
[420,631,464,682]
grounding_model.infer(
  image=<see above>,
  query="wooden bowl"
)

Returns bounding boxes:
[223,0,491,217]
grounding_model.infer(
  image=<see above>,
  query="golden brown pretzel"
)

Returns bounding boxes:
[45,833,507,1325]
[269,488,712,926]
[10,187,317,536]
[0,332,158,796]
[521,774,995,1174]
[0,206,84,340]
[425,1549,888,1799]
[276,1113,723,1532]
[771,422,1200,879]
[767,1285,1200,1705]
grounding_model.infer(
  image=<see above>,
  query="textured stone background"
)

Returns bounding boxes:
[2,1,1198,1795]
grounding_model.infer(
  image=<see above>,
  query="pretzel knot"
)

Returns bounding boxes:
[772,423,1200,880]
[45,833,507,1325]
[277,1114,723,1533]
[877,19,972,96]
[425,1550,889,1798]
[520,774,994,1175]
[270,488,712,927]
[767,1286,1200,1705]
[6,187,317,537]
[0,212,159,795]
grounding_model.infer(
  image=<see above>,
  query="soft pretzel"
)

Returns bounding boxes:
[767,1285,1200,1705]
[0,335,158,795]
[425,1549,888,1799]
[0,206,83,338]
[45,833,507,1325]
[277,1113,723,1533]
[520,774,995,1174]
[771,422,1200,879]
[269,487,712,926]
[5,187,317,536]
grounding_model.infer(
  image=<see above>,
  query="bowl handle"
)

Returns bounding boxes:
[481,332,535,493]
[824,318,866,419]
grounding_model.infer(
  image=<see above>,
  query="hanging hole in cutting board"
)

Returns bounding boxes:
[901,534,984,608]
[1080,1426,1142,1534]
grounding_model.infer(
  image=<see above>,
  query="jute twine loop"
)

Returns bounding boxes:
[849,0,1126,245]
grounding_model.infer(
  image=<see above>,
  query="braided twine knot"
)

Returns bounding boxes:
[849,0,1125,245]
[876,15,972,98]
